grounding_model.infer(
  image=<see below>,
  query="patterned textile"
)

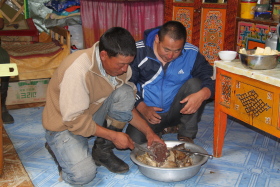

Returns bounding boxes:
[44,0,80,12]
[0,18,39,40]
[0,18,39,44]
[2,40,63,59]
[1,36,37,45]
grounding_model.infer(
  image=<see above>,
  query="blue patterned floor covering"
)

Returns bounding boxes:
[3,101,280,187]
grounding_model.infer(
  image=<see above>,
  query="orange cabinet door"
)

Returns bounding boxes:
[173,6,194,43]
[164,0,238,63]
[200,8,226,63]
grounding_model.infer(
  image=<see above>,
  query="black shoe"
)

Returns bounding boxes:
[2,111,14,124]
[92,137,129,173]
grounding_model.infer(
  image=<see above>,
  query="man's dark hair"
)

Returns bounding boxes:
[158,21,186,42]
[99,27,136,57]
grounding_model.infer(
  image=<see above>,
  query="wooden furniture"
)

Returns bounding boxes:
[236,17,278,51]
[1,26,70,81]
[50,26,71,52]
[213,60,280,157]
[164,0,238,63]
[0,0,24,23]
[0,18,39,44]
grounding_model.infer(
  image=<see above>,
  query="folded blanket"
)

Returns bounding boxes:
[0,35,38,45]
[2,40,63,59]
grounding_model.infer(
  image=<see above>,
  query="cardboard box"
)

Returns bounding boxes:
[6,79,49,105]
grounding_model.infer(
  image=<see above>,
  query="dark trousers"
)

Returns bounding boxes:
[126,78,207,144]
[0,46,10,107]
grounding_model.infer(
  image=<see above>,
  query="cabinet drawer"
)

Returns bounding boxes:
[233,81,274,127]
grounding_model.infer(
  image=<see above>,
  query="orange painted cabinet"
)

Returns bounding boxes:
[164,0,238,63]
[214,61,280,157]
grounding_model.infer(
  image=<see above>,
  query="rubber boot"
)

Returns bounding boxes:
[92,125,129,173]
[1,76,14,124]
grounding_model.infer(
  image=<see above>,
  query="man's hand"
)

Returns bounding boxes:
[111,131,134,150]
[180,87,211,114]
[145,130,165,147]
[94,125,134,150]
[137,102,162,124]
[130,108,165,147]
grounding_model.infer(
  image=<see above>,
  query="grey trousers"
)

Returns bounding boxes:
[45,84,135,185]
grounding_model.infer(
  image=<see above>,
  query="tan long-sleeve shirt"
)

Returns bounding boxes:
[42,42,135,137]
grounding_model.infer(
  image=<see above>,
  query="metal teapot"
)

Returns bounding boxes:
[266,23,280,51]
[265,31,278,50]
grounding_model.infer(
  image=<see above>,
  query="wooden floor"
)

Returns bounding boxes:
[0,128,34,187]
[0,102,45,187]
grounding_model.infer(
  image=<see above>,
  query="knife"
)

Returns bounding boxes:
[179,149,213,159]
[134,143,157,158]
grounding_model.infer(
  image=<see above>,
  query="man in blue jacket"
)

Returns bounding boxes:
[126,21,215,144]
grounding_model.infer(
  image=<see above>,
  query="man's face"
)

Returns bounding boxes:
[100,51,134,77]
[154,34,184,63]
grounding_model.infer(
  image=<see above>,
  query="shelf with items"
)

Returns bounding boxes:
[236,17,278,51]
[237,17,278,26]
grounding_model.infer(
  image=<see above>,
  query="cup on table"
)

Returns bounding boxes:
[218,51,237,62]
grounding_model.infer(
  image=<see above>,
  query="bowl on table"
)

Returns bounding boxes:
[218,50,237,62]
[239,49,279,70]
[130,141,209,182]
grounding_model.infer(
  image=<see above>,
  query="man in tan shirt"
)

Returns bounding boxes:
[43,27,163,185]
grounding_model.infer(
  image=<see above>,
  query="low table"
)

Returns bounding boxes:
[213,60,280,157]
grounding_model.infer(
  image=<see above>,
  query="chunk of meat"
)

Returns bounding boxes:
[149,142,168,162]
[136,143,193,168]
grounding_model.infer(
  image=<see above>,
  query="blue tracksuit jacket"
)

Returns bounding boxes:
[130,27,215,113]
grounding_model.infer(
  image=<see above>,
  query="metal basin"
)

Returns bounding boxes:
[130,141,209,182]
[239,49,279,70]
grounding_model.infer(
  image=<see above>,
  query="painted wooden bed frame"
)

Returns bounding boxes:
[9,26,71,81]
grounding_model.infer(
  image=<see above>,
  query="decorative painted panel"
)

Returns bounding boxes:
[173,6,194,43]
[166,0,237,62]
[235,81,273,127]
[236,21,277,51]
[220,74,231,108]
[200,8,226,63]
